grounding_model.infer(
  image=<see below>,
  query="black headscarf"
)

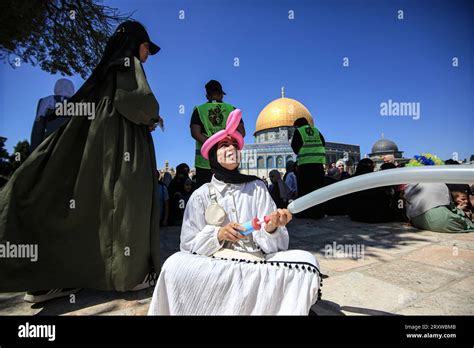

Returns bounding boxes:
[175,163,190,176]
[380,162,397,170]
[293,117,309,128]
[354,158,375,177]
[208,144,261,184]
[168,163,190,197]
[70,21,152,103]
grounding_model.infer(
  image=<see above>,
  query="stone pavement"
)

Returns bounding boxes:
[1,216,472,316]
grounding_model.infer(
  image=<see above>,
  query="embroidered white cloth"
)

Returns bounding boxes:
[148,176,321,315]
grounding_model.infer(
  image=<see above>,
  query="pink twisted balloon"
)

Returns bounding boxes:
[200,109,244,160]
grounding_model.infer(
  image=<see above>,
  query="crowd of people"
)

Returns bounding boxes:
[261,154,474,231]
[158,152,474,234]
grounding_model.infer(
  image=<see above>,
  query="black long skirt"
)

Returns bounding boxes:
[296,163,325,219]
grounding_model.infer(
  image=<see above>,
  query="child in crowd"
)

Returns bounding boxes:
[452,191,473,221]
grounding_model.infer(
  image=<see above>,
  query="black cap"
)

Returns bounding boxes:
[115,21,160,55]
[205,80,226,95]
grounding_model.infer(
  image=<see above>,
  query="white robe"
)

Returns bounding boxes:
[148,176,322,315]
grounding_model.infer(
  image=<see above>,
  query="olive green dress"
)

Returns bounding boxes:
[0,57,160,292]
[411,206,474,233]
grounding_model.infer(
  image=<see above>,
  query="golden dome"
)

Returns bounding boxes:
[255,88,314,134]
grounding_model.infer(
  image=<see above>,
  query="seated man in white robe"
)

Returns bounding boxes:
[148,109,322,315]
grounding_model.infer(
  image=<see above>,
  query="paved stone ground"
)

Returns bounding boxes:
[1,216,473,316]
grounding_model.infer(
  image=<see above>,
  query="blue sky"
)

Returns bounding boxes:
[1,0,473,168]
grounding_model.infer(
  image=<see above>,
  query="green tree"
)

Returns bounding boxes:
[0,0,132,78]
[0,137,12,186]
[9,140,30,173]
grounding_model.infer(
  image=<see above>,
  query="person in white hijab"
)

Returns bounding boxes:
[30,78,75,151]
[335,160,345,173]
[148,110,323,315]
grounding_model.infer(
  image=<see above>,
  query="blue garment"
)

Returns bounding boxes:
[156,182,169,221]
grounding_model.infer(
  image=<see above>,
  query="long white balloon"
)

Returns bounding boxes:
[287,165,474,214]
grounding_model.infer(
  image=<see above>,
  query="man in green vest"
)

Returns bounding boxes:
[190,80,245,187]
[291,117,326,219]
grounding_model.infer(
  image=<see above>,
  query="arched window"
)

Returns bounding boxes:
[257,157,264,169]
[276,156,284,168]
[286,155,294,164]
[266,156,274,168]
[248,155,256,168]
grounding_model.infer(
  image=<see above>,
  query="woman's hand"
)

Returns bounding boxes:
[157,115,164,130]
[148,116,164,132]
[148,123,158,132]
[265,209,292,233]
[217,222,246,243]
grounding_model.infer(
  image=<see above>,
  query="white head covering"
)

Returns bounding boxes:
[35,79,75,120]
[54,78,75,97]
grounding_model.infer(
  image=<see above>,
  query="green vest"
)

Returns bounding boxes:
[296,125,326,165]
[195,102,234,169]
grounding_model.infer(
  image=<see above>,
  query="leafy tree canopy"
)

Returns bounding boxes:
[0,0,132,78]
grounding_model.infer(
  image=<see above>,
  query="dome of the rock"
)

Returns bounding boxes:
[255,90,313,135]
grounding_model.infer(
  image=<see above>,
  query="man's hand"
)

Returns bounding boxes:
[191,124,208,143]
[217,222,246,243]
[265,209,292,233]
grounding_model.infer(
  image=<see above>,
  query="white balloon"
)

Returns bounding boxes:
[287,165,474,214]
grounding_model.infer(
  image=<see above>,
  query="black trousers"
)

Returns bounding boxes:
[296,163,325,219]
[195,167,213,188]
